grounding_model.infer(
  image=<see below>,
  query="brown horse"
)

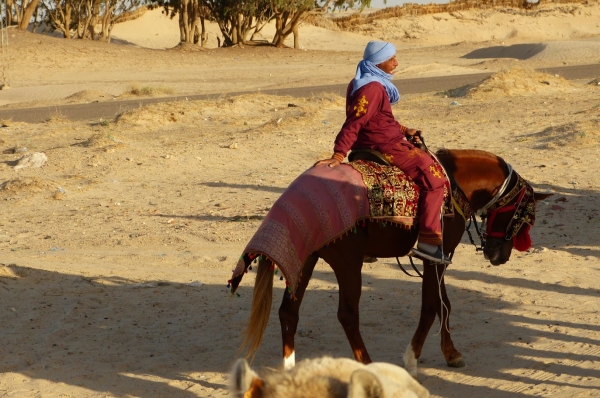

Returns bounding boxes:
[230,149,551,378]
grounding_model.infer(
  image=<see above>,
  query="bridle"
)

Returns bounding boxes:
[467,163,536,251]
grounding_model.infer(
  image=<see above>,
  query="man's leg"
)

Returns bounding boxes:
[382,142,448,263]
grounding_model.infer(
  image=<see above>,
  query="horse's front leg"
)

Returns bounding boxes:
[404,262,463,378]
[436,269,465,369]
[278,253,319,370]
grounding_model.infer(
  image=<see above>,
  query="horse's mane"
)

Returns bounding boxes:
[435,149,508,174]
[435,148,503,162]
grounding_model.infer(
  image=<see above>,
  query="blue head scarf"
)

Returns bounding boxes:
[351,41,400,104]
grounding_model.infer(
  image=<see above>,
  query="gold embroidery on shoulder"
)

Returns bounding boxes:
[429,164,442,178]
[354,95,369,117]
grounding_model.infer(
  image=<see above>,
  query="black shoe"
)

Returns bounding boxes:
[363,255,378,263]
[410,246,452,264]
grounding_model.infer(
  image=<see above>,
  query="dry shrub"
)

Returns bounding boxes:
[588,78,600,86]
[77,133,125,150]
[125,83,175,97]
[46,114,71,124]
[0,177,55,196]
[66,90,113,102]
[0,265,21,279]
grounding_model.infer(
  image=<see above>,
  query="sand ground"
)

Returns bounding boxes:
[0,3,600,397]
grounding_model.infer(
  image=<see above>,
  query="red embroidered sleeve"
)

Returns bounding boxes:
[333,83,383,157]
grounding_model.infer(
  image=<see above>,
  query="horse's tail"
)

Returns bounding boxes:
[240,258,274,361]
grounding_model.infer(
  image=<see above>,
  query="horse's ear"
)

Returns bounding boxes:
[347,369,384,398]
[534,192,553,202]
[230,359,263,398]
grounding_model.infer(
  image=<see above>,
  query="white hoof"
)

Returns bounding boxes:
[283,351,296,370]
[403,344,418,379]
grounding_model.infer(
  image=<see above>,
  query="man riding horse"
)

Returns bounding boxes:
[315,41,449,264]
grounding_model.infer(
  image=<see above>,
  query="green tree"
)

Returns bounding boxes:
[38,0,144,41]
[203,0,271,47]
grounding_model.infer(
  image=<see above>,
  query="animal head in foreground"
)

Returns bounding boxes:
[230,356,430,398]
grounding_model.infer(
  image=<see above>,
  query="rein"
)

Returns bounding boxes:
[476,164,514,216]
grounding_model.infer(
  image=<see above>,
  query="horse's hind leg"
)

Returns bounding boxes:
[278,253,319,370]
[321,234,372,364]
[404,263,463,378]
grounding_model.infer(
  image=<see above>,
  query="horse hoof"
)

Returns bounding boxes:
[447,358,466,368]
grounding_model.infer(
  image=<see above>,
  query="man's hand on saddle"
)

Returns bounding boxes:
[314,158,341,168]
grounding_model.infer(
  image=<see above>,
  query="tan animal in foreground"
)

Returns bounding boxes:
[230,356,430,398]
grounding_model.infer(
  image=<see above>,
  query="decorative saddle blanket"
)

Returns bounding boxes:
[231,159,472,297]
[348,158,470,225]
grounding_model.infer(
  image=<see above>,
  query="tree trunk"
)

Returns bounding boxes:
[293,24,299,49]
[231,19,238,45]
[17,0,39,30]
[5,0,14,26]
[64,1,72,39]
[200,17,208,47]
[30,3,40,33]
[190,11,199,44]
[86,0,100,40]
[236,14,243,45]
[193,24,199,44]
[273,14,283,47]
[56,0,73,39]
[273,10,307,49]
[180,0,190,42]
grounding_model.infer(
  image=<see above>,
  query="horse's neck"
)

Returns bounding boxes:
[439,150,509,213]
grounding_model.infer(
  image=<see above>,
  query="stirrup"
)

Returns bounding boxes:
[409,247,452,265]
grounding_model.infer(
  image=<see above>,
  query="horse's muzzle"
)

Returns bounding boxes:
[483,239,510,265]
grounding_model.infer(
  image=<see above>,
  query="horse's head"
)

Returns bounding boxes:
[482,190,552,265]
[436,149,553,266]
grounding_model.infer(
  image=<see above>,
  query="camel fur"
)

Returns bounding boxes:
[230,356,430,398]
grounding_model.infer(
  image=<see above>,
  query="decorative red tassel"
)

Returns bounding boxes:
[513,224,532,252]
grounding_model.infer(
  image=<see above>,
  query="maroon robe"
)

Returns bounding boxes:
[333,81,447,246]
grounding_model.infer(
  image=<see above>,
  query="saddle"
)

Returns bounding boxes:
[347,148,464,226]
[348,148,391,166]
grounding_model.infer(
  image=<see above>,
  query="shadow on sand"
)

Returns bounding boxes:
[2,253,599,397]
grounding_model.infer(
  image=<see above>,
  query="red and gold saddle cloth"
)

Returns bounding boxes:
[348,158,472,226]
